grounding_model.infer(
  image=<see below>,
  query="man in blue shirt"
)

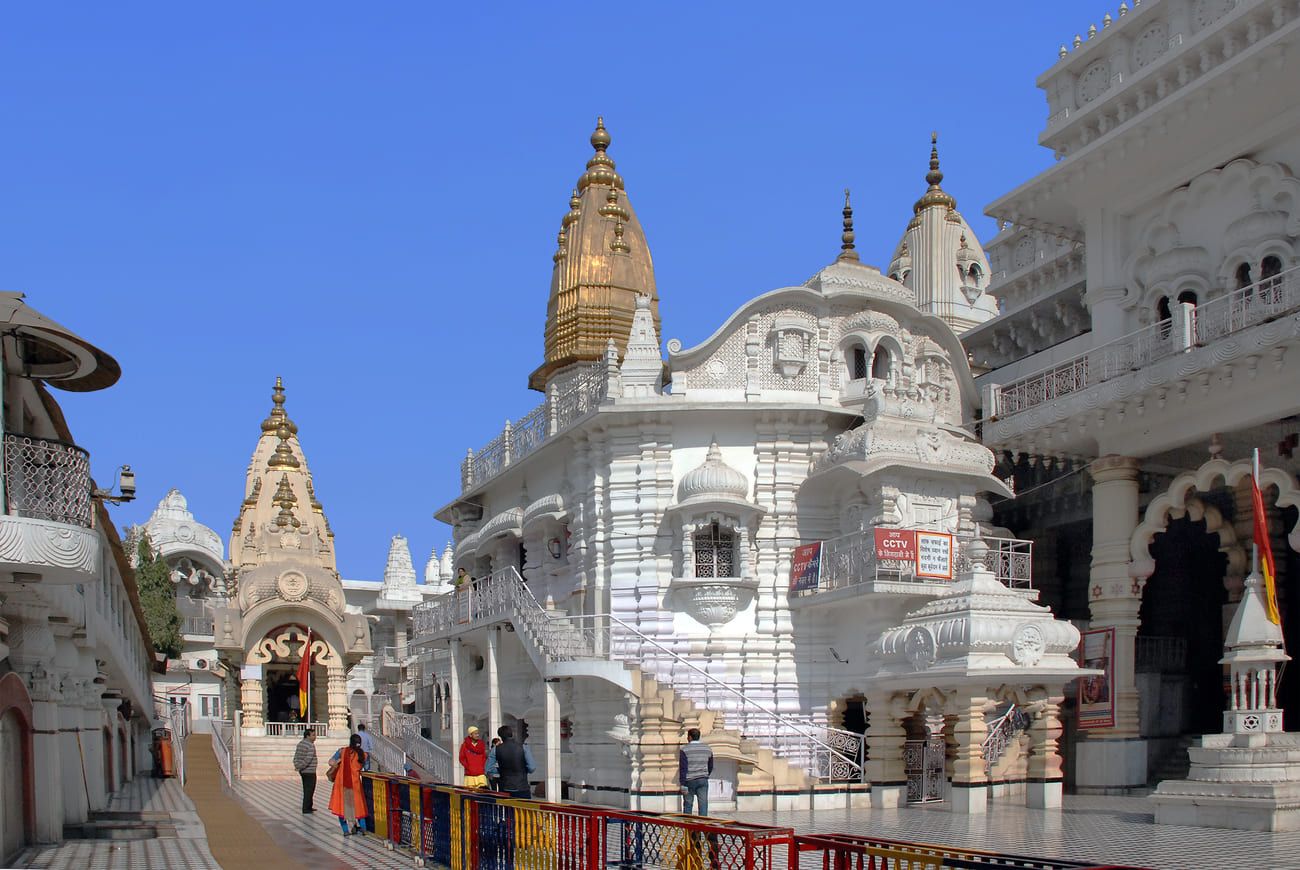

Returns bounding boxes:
[356,723,375,771]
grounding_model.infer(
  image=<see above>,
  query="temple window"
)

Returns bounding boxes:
[1155,296,1172,338]
[693,522,736,578]
[1177,290,1198,307]
[1236,263,1253,290]
[850,345,868,380]
[968,263,983,287]
[1262,256,1283,281]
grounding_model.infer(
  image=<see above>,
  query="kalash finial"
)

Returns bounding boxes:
[272,474,301,529]
[582,116,621,190]
[591,116,611,152]
[838,188,859,262]
[914,131,957,214]
[261,376,298,435]
[267,420,301,470]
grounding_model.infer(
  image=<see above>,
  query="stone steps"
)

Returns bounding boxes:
[237,736,308,780]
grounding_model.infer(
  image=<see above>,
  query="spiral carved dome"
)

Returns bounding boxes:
[679,442,749,504]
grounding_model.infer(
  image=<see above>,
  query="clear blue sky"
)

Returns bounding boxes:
[0,2,1083,580]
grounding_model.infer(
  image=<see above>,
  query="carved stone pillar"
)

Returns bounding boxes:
[486,628,501,736]
[1026,692,1064,809]
[1080,454,1148,792]
[241,677,264,731]
[946,692,990,815]
[544,679,561,802]
[77,645,108,812]
[53,631,89,825]
[6,599,66,841]
[449,638,464,785]
[865,691,907,809]
[327,665,348,734]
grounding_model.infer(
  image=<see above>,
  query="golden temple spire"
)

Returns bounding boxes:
[838,188,859,262]
[530,117,658,392]
[914,131,957,214]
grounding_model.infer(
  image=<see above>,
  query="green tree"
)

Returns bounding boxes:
[136,532,182,658]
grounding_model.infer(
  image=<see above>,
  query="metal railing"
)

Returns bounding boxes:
[264,721,329,737]
[982,703,1030,775]
[792,531,1034,598]
[461,360,609,492]
[993,265,1300,417]
[2,433,94,528]
[413,567,865,783]
[211,719,234,785]
[383,708,453,782]
[181,616,214,636]
[367,731,408,776]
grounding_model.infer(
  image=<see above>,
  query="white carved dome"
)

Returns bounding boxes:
[679,441,749,503]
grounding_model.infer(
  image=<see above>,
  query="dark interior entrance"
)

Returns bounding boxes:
[265,665,322,723]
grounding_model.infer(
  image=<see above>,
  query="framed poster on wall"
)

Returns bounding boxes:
[1077,627,1115,729]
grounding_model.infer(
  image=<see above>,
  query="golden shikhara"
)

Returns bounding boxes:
[529,118,659,391]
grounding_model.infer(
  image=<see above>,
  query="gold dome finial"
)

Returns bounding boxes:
[553,227,568,263]
[272,474,300,529]
[913,131,957,214]
[838,188,859,262]
[261,376,298,435]
[610,219,630,253]
[562,189,582,227]
[591,116,610,152]
[267,420,301,470]
[581,116,621,190]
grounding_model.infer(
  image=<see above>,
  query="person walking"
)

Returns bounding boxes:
[485,737,503,791]
[493,725,536,799]
[679,728,714,816]
[293,728,318,813]
[327,733,369,836]
[459,725,488,788]
[356,722,374,771]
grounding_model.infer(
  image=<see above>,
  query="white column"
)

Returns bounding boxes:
[946,691,990,815]
[449,638,464,786]
[327,665,348,734]
[544,679,561,802]
[1078,454,1148,793]
[486,628,501,737]
[53,632,89,826]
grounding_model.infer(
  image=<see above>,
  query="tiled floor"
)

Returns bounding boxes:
[12,778,221,870]
[233,778,418,870]
[733,795,1300,870]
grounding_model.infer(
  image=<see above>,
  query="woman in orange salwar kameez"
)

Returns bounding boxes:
[327,733,369,836]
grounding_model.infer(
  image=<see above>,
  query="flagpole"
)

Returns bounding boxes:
[306,627,312,730]
[1253,448,1261,578]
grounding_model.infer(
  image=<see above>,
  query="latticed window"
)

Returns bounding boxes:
[694,522,736,578]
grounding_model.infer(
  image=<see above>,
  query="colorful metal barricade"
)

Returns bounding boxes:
[604,808,793,870]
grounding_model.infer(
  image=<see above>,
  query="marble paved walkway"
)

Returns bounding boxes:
[733,795,1300,870]
[12,776,220,870]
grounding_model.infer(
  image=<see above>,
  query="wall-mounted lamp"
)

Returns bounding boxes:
[94,464,136,505]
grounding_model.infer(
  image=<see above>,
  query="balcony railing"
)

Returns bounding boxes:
[3,433,93,528]
[181,616,215,637]
[265,721,329,737]
[461,361,608,492]
[990,266,1300,417]
[791,531,1033,600]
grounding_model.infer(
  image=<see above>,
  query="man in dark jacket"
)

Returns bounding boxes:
[493,725,536,799]
[679,728,714,816]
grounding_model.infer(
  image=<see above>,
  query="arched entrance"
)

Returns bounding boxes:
[245,623,343,732]
[0,673,34,864]
[1130,457,1300,779]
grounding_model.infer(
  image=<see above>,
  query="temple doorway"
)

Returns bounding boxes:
[902,709,945,804]
[264,664,323,724]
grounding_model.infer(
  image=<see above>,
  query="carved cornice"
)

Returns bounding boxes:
[0,516,100,583]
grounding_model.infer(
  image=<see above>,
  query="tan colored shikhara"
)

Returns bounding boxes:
[529,118,659,391]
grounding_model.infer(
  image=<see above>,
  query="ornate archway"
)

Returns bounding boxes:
[240,623,349,734]
[0,673,34,862]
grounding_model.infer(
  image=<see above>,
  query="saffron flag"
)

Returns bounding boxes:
[297,627,313,719]
[1250,476,1282,625]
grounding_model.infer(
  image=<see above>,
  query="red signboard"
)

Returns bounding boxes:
[789,542,823,593]
[873,529,917,562]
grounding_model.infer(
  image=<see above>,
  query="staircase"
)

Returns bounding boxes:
[412,567,865,785]
[237,735,306,779]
